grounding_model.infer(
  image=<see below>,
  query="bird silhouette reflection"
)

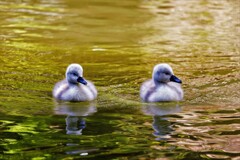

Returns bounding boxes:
[54,101,96,135]
[142,103,181,140]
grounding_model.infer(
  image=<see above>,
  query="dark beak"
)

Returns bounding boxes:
[77,77,87,85]
[170,75,182,83]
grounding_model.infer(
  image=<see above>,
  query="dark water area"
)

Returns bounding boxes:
[0,0,239,159]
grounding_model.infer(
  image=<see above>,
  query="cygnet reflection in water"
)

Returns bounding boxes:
[54,102,96,135]
[142,103,181,140]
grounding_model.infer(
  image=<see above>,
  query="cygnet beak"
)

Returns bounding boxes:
[170,75,182,83]
[77,77,87,85]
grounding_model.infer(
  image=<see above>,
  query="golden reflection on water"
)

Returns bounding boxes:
[0,0,240,159]
[172,109,240,158]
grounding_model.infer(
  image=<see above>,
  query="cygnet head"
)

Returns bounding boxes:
[66,64,87,85]
[152,63,182,84]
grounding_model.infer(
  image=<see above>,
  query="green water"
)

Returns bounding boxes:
[0,0,239,159]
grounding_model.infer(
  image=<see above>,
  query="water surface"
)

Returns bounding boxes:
[0,0,239,159]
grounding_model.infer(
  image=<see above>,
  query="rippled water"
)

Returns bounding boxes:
[0,0,239,159]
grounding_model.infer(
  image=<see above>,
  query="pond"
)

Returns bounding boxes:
[0,0,239,159]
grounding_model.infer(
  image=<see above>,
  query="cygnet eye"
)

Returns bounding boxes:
[72,72,78,76]
[165,72,170,75]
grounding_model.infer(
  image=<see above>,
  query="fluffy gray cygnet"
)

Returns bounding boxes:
[140,63,183,102]
[53,64,97,101]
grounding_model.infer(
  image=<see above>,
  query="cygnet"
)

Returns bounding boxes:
[140,63,183,102]
[53,64,97,101]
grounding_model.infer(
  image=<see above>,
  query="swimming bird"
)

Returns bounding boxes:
[53,64,97,101]
[140,63,183,102]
